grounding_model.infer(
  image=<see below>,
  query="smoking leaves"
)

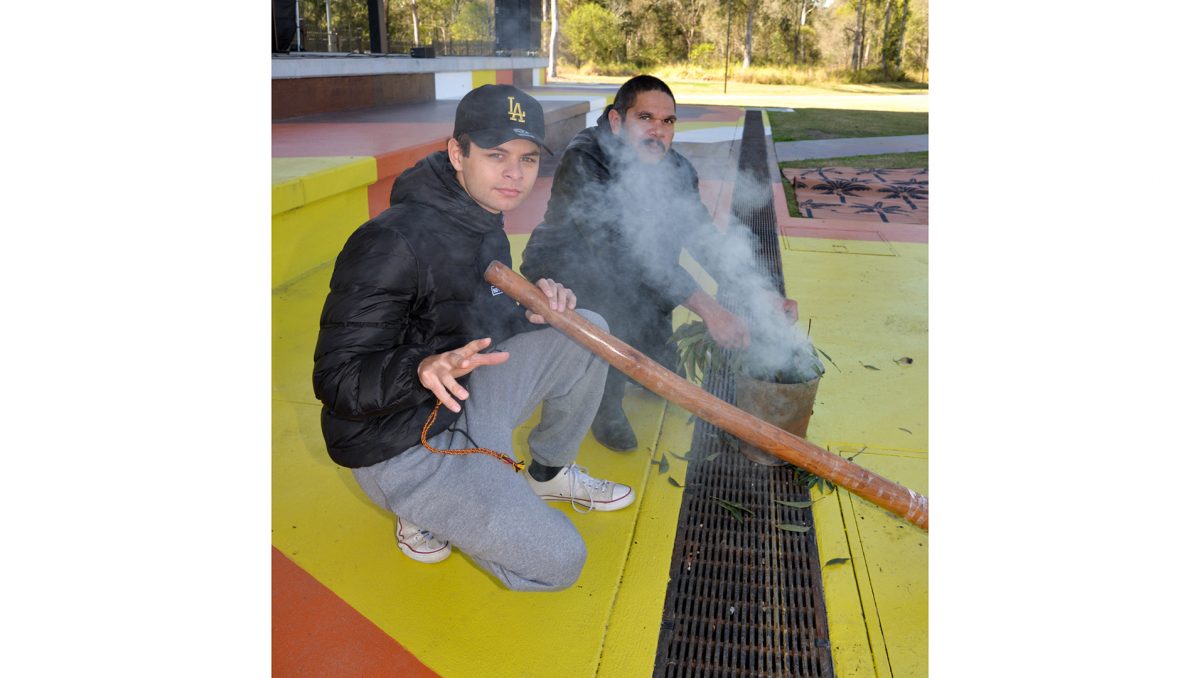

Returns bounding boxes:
[824,557,850,568]
[668,477,685,488]
[670,320,716,383]
[793,466,837,495]
[671,319,826,384]
[657,454,670,474]
[712,496,754,523]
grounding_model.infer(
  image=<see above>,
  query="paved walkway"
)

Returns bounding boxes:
[774,134,928,162]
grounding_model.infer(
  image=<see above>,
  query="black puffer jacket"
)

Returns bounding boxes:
[520,114,727,324]
[312,151,532,468]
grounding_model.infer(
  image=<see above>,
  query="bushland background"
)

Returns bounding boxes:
[294,0,929,87]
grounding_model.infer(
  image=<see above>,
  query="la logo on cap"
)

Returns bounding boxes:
[507,96,526,123]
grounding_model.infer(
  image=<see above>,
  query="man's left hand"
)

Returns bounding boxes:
[526,277,577,324]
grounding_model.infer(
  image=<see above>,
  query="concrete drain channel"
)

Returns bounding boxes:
[652,111,835,677]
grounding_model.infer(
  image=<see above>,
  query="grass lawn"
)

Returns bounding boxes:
[768,109,928,142]
[547,74,929,111]
[780,152,928,170]
[779,151,928,218]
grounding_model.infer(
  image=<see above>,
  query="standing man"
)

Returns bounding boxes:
[313,85,635,592]
[521,75,797,451]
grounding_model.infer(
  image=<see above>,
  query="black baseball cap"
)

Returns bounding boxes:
[452,84,553,155]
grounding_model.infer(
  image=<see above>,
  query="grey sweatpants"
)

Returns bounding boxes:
[352,309,609,592]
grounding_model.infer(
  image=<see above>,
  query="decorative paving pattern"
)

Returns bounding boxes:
[782,167,928,224]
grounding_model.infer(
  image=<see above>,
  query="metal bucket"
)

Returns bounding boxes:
[733,373,821,466]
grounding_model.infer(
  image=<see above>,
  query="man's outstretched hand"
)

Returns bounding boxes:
[418,337,510,412]
[703,303,751,349]
[524,277,577,324]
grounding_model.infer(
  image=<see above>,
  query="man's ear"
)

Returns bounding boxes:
[447,137,465,172]
[607,108,622,134]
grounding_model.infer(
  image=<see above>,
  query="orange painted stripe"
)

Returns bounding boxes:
[368,139,451,218]
[272,548,439,677]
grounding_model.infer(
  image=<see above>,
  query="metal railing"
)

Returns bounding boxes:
[294,32,545,57]
[289,19,543,56]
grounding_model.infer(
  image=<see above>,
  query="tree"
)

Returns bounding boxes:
[798,0,819,65]
[561,3,623,64]
[668,0,711,60]
[902,0,928,80]
[452,0,494,42]
[893,0,909,73]
[852,0,865,71]
[548,0,559,77]
[880,0,893,76]
[742,0,757,67]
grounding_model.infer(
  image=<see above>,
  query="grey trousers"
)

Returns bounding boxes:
[352,310,609,592]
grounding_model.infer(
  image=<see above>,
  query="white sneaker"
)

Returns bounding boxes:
[395,518,451,564]
[525,464,635,513]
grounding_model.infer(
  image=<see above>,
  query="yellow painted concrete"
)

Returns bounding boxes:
[597,401,697,677]
[272,156,375,288]
[778,241,928,451]
[812,447,928,678]
[674,120,739,133]
[472,70,498,88]
[272,185,926,675]
[777,240,928,677]
[273,235,667,677]
[784,233,898,257]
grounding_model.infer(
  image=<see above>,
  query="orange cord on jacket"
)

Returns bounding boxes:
[420,402,527,473]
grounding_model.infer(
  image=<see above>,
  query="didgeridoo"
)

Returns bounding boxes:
[485,261,929,531]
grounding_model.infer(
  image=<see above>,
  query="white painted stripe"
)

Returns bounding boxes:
[434,72,474,100]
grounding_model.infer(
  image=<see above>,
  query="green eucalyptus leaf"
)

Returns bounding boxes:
[824,557,850,567]
[773,499,813,509]
[712,496,754,523]
[817,348,840,371]
[776,523,811,533]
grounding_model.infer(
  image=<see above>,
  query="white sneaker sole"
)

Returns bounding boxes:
[397,539,451,564]
[535,487,636,512]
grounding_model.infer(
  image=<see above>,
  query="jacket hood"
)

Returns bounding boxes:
[389,150,504,237]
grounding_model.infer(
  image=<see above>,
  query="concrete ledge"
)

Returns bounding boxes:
[272,54,549,79]
[272,156,376,287]
[272,157,377,216]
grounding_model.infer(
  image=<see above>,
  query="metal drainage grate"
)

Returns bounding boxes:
[653,111,834,677]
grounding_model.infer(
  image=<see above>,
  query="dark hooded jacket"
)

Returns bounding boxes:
[520,110,729,336]
[312,151,533,468]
